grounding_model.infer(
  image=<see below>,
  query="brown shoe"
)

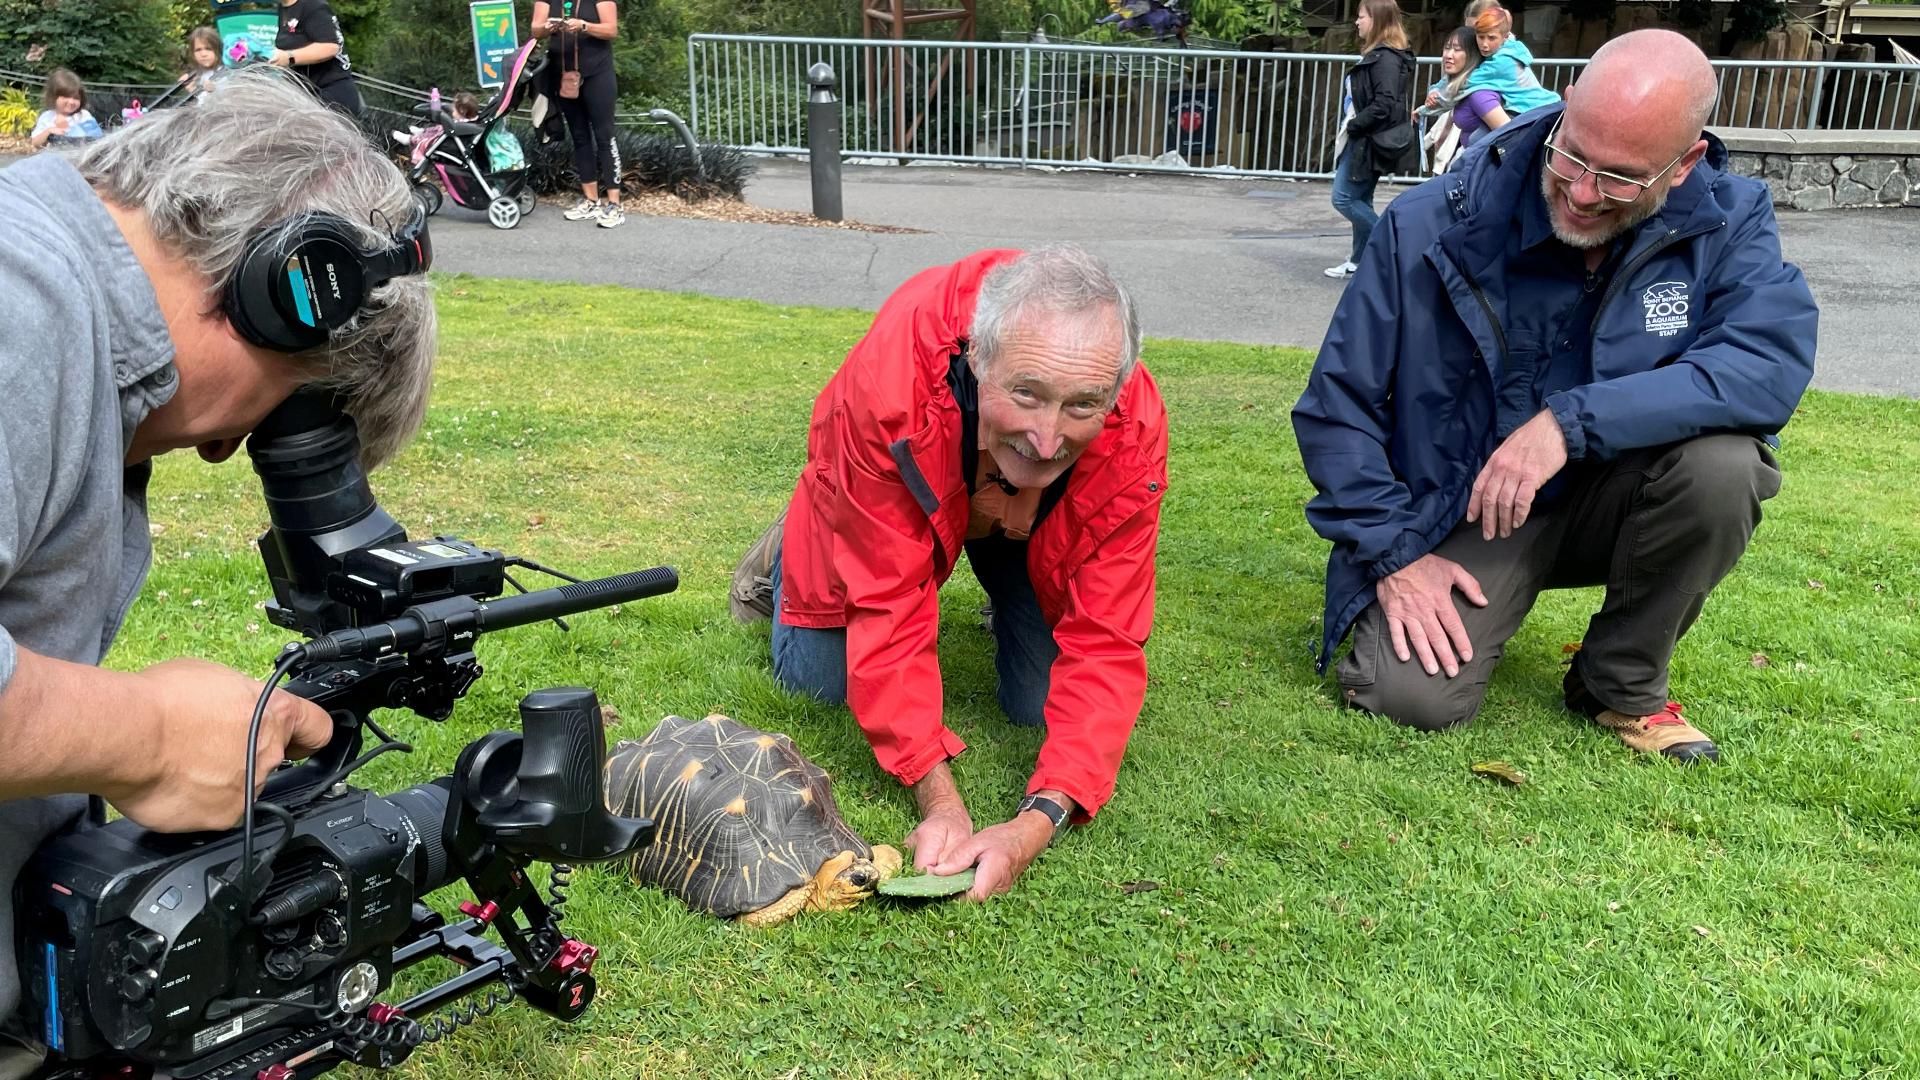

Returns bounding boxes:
[729,509,786,622]
[1563,656,1719,763]
[1591,701,1720,763]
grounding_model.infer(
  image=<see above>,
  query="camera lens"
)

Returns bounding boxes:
[383,783,453,895]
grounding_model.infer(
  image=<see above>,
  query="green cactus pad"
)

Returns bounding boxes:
[877,869,976,898]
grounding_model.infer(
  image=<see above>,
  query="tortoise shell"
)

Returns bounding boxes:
[602,714,871,918]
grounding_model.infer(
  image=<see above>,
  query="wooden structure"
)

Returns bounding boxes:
[862,0,977,155]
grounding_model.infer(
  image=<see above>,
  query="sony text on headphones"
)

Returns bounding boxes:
[223,201,433,353]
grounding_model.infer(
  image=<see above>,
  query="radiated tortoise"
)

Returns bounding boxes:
[603,714,902,925]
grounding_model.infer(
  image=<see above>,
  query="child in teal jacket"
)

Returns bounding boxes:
[1464,7,1561,117]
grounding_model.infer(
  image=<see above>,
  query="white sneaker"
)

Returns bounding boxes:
[563,197,601,221]
[1323,260,1358,279]
[597,202,626,229]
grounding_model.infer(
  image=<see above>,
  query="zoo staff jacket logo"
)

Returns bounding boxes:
[1643,280,1691,337]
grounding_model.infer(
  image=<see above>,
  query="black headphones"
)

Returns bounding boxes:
[223,203,432,353]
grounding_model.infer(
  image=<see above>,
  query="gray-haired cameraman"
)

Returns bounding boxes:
[0,69,435,1076]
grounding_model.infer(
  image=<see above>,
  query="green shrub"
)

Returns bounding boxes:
[0,86,37,135]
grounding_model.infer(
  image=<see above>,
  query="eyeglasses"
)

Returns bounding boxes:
[1541,116,1691,204]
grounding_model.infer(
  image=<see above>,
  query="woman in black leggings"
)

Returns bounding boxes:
[533,0,624,228]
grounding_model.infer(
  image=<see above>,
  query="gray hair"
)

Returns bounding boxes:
[75,69,435,468]
[967,244,1141,400]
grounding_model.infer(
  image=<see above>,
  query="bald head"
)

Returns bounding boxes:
[1541,31,1717,249]
[1574,30,1720,146]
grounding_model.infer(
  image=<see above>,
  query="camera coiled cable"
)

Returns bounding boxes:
[547,863,575,925]
[321,981,518,1049]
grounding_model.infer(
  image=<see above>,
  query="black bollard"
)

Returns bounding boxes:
[806,62,844,223]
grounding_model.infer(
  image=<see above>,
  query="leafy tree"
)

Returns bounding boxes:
[1726,0,1787,43]
[0,0,185,82]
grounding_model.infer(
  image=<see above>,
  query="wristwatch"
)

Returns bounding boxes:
[1016,794,1070,837]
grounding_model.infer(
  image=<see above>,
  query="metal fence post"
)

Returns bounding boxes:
[686,35,700,138]
[807,62,844,222]
[1020,41,1032,167]
[1805,64,1827,130]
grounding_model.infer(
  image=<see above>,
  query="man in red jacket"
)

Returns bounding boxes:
[733,246,1169,900]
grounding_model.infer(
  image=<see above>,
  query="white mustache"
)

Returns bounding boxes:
[1004,438,1072,463]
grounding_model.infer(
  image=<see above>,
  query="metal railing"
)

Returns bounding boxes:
[686,34,1920,179]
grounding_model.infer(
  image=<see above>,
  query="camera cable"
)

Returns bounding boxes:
[239,646,309,906]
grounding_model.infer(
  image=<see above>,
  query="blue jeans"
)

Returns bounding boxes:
[770,534,1057,727]
[1330,144,1380,265]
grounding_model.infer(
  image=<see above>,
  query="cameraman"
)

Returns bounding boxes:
[0,70,435,1075]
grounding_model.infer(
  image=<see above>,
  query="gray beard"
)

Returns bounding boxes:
[1542,168,1666,249]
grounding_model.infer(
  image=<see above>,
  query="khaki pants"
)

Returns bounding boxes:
[1339,434,1781,730]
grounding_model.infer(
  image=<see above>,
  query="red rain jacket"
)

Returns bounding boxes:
[778,250,1168,820]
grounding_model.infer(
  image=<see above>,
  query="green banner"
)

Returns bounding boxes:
[214,11,279,66]
[470,0,519,89]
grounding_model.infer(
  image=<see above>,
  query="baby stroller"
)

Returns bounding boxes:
[402,38,546,229]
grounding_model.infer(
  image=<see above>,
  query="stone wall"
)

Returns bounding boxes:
[1718,131,1920,212]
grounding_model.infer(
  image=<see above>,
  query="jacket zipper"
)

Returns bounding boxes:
[1461,266,1508,366]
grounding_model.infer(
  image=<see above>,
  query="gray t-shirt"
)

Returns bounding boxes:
[0,153,177,1031]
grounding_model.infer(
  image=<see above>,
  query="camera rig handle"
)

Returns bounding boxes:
[472,688,653,864]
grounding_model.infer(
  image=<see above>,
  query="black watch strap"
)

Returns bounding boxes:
[1017,794,1070,832]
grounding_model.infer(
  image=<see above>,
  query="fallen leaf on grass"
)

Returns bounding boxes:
[1806,579,1826,591]
[1692,924,1711,938]
[527,513,547,527]
[1561,641,1583,654]
[877,869,975,899]
[1470,761,1529,785]
[598,703,622,727]
[1750,652,1771,668]
[1120,880,1162,895]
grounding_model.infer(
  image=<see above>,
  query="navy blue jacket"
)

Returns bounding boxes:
[1292,106,1819,669]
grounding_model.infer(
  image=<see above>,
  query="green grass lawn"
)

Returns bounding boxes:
[112,274,1920,1079]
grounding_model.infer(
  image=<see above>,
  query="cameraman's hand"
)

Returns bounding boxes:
[108,659,334,832]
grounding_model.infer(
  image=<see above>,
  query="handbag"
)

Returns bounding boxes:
[558,2,582,98]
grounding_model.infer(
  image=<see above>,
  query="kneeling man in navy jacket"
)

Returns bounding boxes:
[1293,30,1818,762]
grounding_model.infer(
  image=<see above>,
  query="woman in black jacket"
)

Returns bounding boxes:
[1324,0,1419,279]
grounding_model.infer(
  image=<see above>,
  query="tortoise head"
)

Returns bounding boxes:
[810,845,904,913]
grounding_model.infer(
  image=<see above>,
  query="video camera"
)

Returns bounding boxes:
[17,389,671,1079]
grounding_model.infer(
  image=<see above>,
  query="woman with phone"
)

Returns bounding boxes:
[269,0,364,117]
[532,0,624,228]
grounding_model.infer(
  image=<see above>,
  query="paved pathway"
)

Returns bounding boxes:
[427,159,1920,398]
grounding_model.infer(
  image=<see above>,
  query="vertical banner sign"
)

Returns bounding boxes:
[470,0,519,88]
